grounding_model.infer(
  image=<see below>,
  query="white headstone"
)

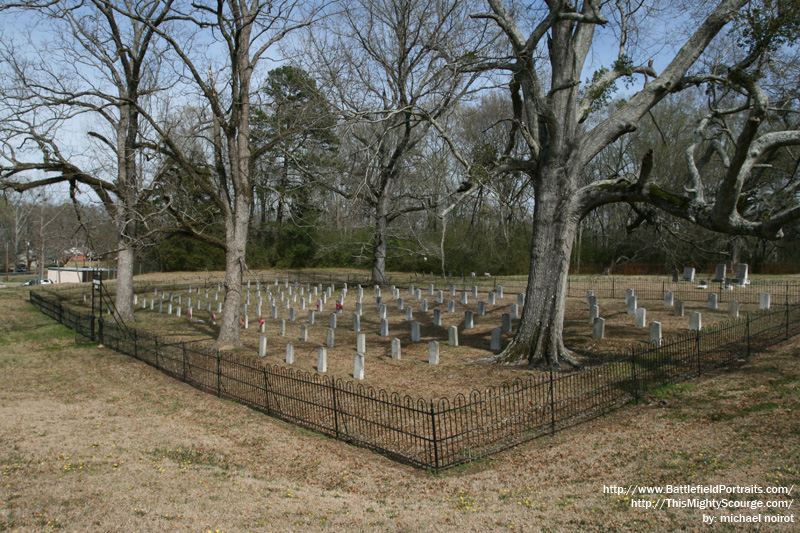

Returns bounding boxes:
[589,305,599,325]
[664,291,674,306]
[326,328,335,348]
[728,301,740,318]
[592,317,605,339]
[428,341,439,365]
[259,336,267,357]
[286,343,294,364]
[411,321,421,341]
[448,325,459,346]
[502,313,512,332]
[391,338,401,359]
[759,293,771,310]
[635,308,646,327]
[708,293,718,310]
[490,328,502,351]
[464,311,474,329]
[736,263,749,285]
[712,264,726,282]
[627,296,637,315]
[353,352,365,380]
[690,312,702,331]
[649,321,662,346]
[357,333,366,353]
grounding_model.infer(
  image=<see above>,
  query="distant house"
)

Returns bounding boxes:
[60,248,90,264]
[47,267,111,284]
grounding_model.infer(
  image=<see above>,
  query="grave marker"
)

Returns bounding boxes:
[357,333,366,353]
[689,312,702,331]
[635,308,646,327]
[490,328,502,351]
[448,326,459,346]
[354,353,365,380]
[428,341,439,364]
[649,322,662,346]
[326,328,335,348]
[464,311,474,329]
[589,305,599,325]
[712,263,726,282]
[592,317,605,339]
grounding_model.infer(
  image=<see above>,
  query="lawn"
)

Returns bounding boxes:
[1,283,798,531]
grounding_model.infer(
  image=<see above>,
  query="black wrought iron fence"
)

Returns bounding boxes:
[28,289,800,471]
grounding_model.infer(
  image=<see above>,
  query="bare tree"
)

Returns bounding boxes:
[0,189,33,271]
[0,0,172,321]
[470,0,800,366]
[304,0,499,284]
[127,0,324,348]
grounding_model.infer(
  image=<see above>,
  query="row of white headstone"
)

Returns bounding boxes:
[273,333,452,379]
[588,288,773,345]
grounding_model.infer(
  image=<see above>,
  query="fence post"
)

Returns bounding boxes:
[695,329,702,376]
[429,400,439,472]
[630,350,639,404]
[786,305,790,340]
[746,314,751,358]
[262,367,272,414]
[133,329,138,360]
[331,379,340,440]
[612,277,616,299]
[98,316,104,346]
[154,337,160,369]
[58,302,63,325]
[548,369,556,434]
[182,342,187,382]
[216,352,221,397]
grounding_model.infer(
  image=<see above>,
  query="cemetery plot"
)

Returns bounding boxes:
[48,272,799,400]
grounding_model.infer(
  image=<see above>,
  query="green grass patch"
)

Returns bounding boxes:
[741,402,779,414]
[650,382,696,399]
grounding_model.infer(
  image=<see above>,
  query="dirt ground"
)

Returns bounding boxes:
[48,271,787,400]
[1,285,798,532]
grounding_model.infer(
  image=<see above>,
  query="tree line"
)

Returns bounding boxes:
[1,0,799,365]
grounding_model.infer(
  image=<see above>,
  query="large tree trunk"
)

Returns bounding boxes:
[488,168,582,367]
[115,245,135,323]
[371,211,389,285]
[215,197,250,349]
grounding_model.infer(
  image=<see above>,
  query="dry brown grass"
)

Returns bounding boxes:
[2,283,799,532]
[54,270,789,400]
